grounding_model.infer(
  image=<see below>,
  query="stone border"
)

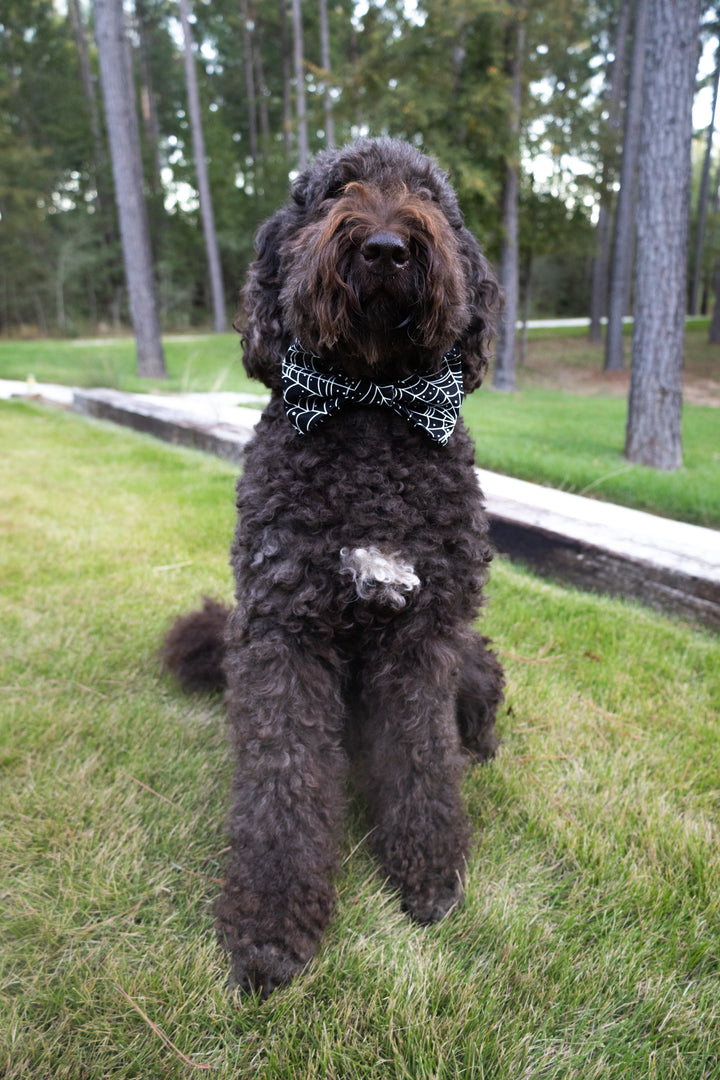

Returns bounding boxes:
[69,387,720,632]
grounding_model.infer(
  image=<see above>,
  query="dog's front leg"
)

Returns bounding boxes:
[216,633,347,997]
[359,642,471,925]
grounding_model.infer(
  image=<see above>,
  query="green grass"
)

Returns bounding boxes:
[1,330,718,526]
[0,333,259,395]
[2,401,719,1078]
[465,389,720,527]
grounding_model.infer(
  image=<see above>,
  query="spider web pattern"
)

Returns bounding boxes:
[281,341,464,446]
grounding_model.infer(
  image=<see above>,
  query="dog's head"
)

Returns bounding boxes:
[238,138,499,392]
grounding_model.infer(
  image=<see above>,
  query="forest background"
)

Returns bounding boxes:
[1,0,717,335]
[0,0,717,465]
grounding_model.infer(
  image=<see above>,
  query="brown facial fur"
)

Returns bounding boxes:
[279,182,470,378]
[238,138,499,392]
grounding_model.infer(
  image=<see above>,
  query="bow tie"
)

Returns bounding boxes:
[281,341,464,446]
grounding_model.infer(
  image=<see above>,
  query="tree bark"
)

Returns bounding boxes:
[518,252,532,368]
[319,0,335,149]
[240,0,258,161]
[253,5,270,143]
[493,11,524,393]
[709,254,720,342]
[291,0,309,170]
[589,0,632,344]
[690,44,720,315]
[604,0,648,372]
[625,0,701,471]
[279,0,293,158]
[68,0,116,248]
[93,0,166,378]
[135,0,164,193]
[178,0,227,334]
[69,0,103,152]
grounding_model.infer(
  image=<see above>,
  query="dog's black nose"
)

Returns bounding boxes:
[361,231,410,274]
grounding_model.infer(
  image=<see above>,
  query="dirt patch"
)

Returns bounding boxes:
[517,334,720,406]
[520,364,720,406]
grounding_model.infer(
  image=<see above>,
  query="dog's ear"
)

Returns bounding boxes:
[237,205,298,391]
[456,229,501,394]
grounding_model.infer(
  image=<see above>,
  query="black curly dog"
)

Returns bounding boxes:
[163,138,505,997]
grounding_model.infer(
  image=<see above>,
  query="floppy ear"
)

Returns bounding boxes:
[456,228,501,394]
[236,205,299,391]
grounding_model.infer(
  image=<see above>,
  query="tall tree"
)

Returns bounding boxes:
[690,42,720,315]
[93,0,166,377]
[604,0,648,372]
[240,0,259,161]
[279,0,293,158]
[709,250,720,341]
[178,0,227,333]
[291,0,309,169]
[493,6,525,393]
[134,0,164,194]
[625,0,701,470]
[588,0,632,344]
[319,0,335,149]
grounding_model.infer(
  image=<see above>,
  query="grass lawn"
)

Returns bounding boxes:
[0,334,256,396]
[1,328,718,527]
[2,401,719,1078]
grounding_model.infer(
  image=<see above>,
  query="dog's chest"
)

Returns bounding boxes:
[237,406,485,615]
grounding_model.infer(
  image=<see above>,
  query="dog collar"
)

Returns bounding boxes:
[281,340,464,445]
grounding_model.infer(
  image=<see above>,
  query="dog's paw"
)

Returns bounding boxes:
[402,876,464,926]
[228,944,306,1000]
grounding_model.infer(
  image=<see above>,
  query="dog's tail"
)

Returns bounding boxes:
[161,597,231,692]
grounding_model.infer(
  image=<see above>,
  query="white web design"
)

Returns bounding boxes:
[281,341,464,445]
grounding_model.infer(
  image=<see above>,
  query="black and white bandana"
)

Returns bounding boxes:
[281,340,464,446]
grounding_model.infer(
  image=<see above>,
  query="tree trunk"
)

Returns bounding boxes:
[135,0,164,193]
[589,0,632,344]
[279,0,293,158]
[69,0,103,152]
[291,0,309,170]
[253,5,270,143]
[625,0,701,471]
[68,0,116,246]
[240,0,258,161]
[605,0,648,372]
[493,11,524,392]
[518,252,532,367]
[178,0,227,334]
[319,0,335,149]
[709,254,720,342]
[93,0,166,378]
[690,44,720,315]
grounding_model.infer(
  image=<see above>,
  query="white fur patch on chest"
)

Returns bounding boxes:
[339,546,421,609]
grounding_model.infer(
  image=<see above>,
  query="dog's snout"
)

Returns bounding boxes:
[361,231,410,273]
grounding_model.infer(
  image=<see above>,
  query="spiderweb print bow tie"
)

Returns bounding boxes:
[281,340,465,446]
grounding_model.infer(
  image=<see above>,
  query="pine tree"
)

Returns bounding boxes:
[625,0,701,470]
[493,6,524,393]
[178,0,227,333]
[588,0,632,345]
[604,0,648,373]
[291,0,308,169]
[93,0,166,376]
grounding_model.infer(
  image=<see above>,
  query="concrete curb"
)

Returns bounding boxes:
[69,386,720,632]
[4,380,717,630]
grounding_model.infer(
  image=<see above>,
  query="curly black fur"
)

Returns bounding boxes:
[163,138,504,997]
